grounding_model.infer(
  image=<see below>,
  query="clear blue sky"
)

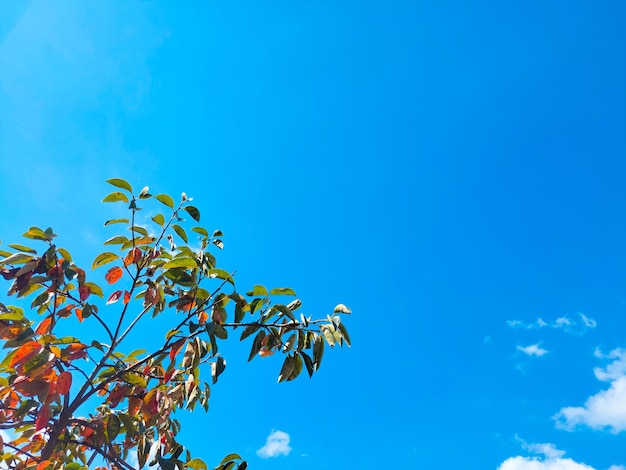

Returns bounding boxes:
[1,1,625,469]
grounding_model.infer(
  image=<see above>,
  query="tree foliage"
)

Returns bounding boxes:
[0,178,351,470]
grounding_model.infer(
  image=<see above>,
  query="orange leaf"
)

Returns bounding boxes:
[35,405,50,431]
[10,341,43,368]
[55,295,66,307]
[107,290,123,305]
[75,308,84,322]
[198,311,208,325]
[57,371,72,395]
[36,460,53,470]
[57,304,76,318]
[105,266,123,284]
[78,285,90,301]
[123,247,142,266]
[63,343,88,361]
[123,290,131,304]
[259,347,275,357]
[35,317,53,335]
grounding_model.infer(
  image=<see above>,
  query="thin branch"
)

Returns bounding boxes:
[2,442,37,461]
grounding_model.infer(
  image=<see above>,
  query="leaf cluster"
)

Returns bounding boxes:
[0,179,351,470]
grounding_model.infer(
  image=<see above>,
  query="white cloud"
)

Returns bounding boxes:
[555,316,573,328]
[498,440,594,470]
[517,344,549,357]
[580,313,597,329]
[554,349,626,432]
[608,466,626,470]
[506,314,596,335]
[256,430,292,459]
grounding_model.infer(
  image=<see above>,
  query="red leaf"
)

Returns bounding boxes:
[123,290,131,304]
[107,290,123,305]
[104,266,123,284]
[163,369,176,384]
[57,371,72,395]
[35,404,50,431]
[169,338,186,362]
[78,285,90,301]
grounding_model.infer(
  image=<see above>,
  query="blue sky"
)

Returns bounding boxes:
[1,1,625,469]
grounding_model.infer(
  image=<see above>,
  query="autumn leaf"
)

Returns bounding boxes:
[107,290,123,305]
[79,285,90,301]
[57,371,72,395]
[10,341,43,369]
[35,316,53,335]
[63,343,88,361]
[123,247,142,266]
[105,266,123,284]
[123,290,131,304]
[169,338,185,362]
[35,405,50,431]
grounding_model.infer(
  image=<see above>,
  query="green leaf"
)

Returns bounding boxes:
[0,311,25,321]
[246,285,268,297]
[155,193,175,209]
[106,414,121,441]
[269,287,297,296]
[313,334,324,370]
[22,227,49,241]
[92,252,120,269]
[321,325,336,347]
[212,230,224,237]
[248,330,265,361]
[84,282,104,299]
[103,236,129,246]
[106,178,133,192]
[278,355,296,383]
[163,257,197,269]
[0,253,34,265]
[211,356,226,384]
[338,322,351,346]
[104,218,130,226]
[152,214,165,226]
[118,413,137,437]
[191,226,209,237]
[8,244,37,254]
[207,269,235,286]
[172,224,188,243]
[57,247,73,262]
[333,303,352,314]
[239,324,260,341]
[102,192,130,203]
[184,205,201,222]
[219,454,241,465]
[186,458,208,470]
[301,351,315,377]
[274,304,295,321]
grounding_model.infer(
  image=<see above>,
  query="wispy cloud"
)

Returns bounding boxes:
[506,313,596,335]
[554,348,626,433]
[517,344,549,357]
[498,438,595,469]
[256,430,292,459]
